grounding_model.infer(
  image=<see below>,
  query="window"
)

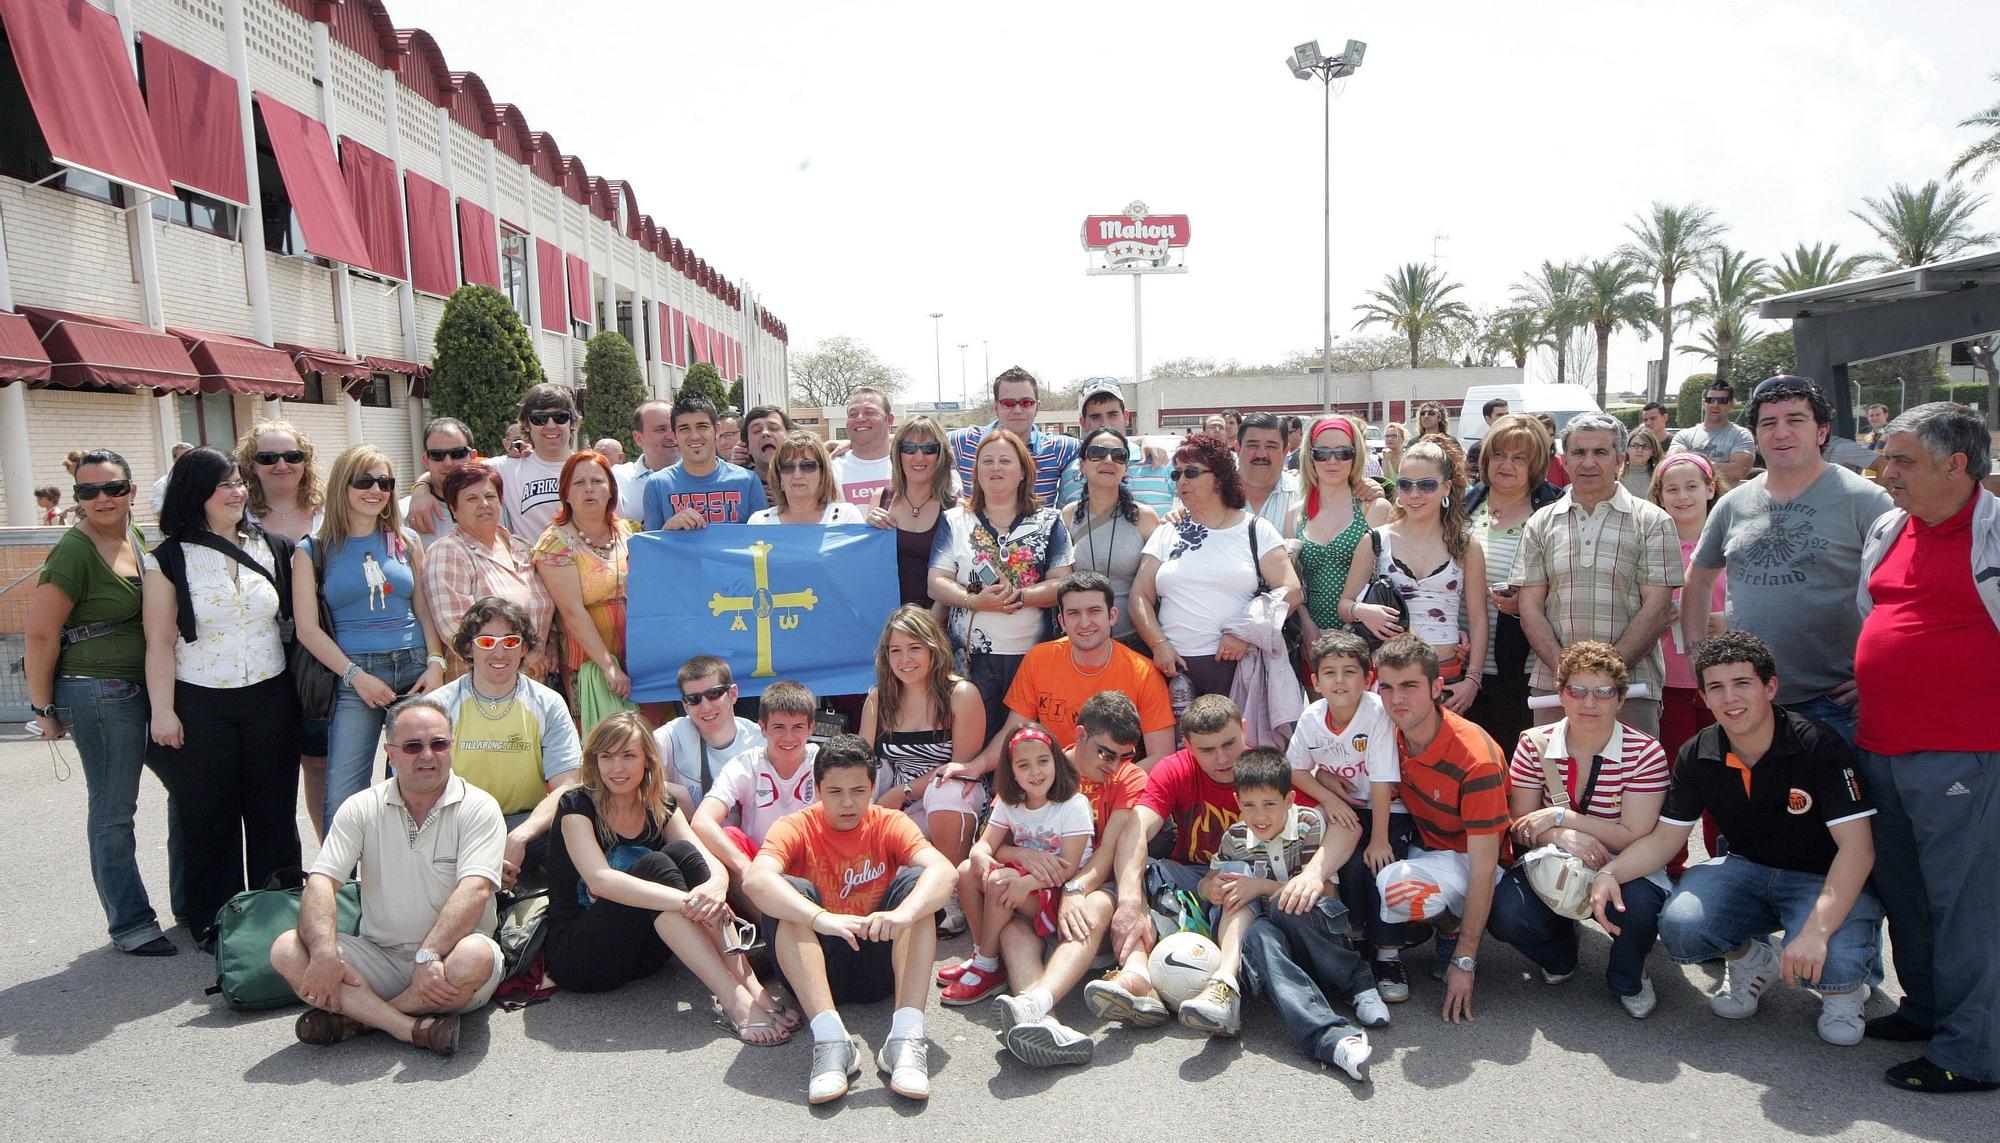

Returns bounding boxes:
[571,317,590,340]
[500,229,529,319]
[292,372,330,405]
[150,188,238,238]
[253,116,310,258]
[176,392,236,448]
[617,299,634,347]
[358,372,392,409]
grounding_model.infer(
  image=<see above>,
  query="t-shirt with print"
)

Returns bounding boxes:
[701,744,818,845]
[489,453,568,540]
[1396,707,1511,858]
[1078,760,1149,847]
[988,792,1096,867]
[929,506,1072,655]
[1139,747,1241,865]
[306,529,423,655]
[759,803,933,916]
[654,716,763,806]
[641,459,769,531]
[39,525,147,680]
[832,451,894,506]
[1692,465,1892,705]
[1659,710,1874,876]
[432,673,580,815]
[1141,513,1286,657]
[1003,637,1173,750]
[1672,421,1755,467]
[1508,719,1669,821]
[1285,694,1403,812]
[545,786,676,935]
[1211,804,1331,884]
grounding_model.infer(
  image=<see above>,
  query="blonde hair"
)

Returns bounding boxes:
[1476,413,1551,489]
[1297,413,1370,518]
[236,418,324,516]
[889,416,953,509]
[315,444,405,556]
[579,712,674,850]
[766,430,839,513]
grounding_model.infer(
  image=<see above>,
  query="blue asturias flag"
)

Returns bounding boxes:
[626,524,898,701]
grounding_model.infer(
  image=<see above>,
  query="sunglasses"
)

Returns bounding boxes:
[392,736,452,758]
[425,446,473,462]
[526,410,574,426]
[1701,396,1731,405]
[471,634,524,650]
[898,441,942,456]
[996,397,1038,410]
[252,450,306,465]
[73,479,132,501]
[1082,444,1128,463]
[681,683,732,706]
[1561,683,1621,700]
[1094,743,1139,765]
[722,915,763,956]
[349,475,397,492]
[1396,477,1442,494]
[506,441,531,454]
[776,459,822,474]
[1312,445,1358,463]
[1169,466,1210,482]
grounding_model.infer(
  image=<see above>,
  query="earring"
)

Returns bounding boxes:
[1441,495,1451,509]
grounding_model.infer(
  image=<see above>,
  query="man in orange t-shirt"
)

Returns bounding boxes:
[982,573,1176,771]
[747,735,955,1105]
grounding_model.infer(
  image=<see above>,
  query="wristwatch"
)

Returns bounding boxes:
[413,947,441,967]
[1063,878,1086,895]
[30,702,57,719]
[1451,955,1478,973]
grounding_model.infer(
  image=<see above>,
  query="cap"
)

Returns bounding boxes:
[1079,378,1125,406]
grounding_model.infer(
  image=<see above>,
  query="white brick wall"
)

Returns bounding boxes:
[279,399,349,460]
[360,396,413,480]
[496,162,527,228]
[345,276,402,359]
[243,1,318,115]
[328,39,390,154]
[134,0,228,61]
[413,294,444,359]
[265,253,340,349]
[394,85,444,183]
[157,220,253,334]
[3,186,144,317]
[448,129,486,207]
[15,391,172,528]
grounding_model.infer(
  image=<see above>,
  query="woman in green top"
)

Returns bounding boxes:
[24,449,181,956]
[1287,415,1392,663]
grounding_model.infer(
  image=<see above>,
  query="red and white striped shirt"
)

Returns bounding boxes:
[1508,719,1669,821]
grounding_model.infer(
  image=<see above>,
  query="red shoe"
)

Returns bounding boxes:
[940,963,1006,1006]
[936,959,973,987]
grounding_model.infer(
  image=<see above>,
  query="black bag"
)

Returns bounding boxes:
[1350,528,1412,653]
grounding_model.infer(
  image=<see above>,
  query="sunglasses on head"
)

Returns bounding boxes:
[425,446,473,462]
[681,683,732,706]
[73,479,132,501]
[1751,375,1820,400]
[471,634,524,650]
[392,736,452,758]
[995,397,1038,410]
[1312,445,1357,463]
[252,450,306,466]
[526,410,573,426]
[1169,465,1209,482]
[1396,477,1442,494]
[1082,444,1128,463]
[776,459,822,475]
[1561,683,1620,700]
[349,475,396,492]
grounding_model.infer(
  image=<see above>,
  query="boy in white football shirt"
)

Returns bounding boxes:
[693,681,820,920]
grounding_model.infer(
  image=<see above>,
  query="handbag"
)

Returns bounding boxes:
[1349,528,1411,652]
[206,868,362,1011]
[1520,729,1607,921]
[291,539,338,721]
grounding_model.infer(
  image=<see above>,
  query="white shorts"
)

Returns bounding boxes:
[1375,848,1504,924]
[336,932,505,1014]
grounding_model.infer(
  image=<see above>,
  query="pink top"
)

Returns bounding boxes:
[1661,537,1726,690]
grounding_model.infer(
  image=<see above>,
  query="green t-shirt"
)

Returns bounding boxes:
[38,526,147,681]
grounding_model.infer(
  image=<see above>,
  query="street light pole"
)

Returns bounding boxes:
[957,343,969,406]
[1287,39,1366,415]
[928,312,944,403]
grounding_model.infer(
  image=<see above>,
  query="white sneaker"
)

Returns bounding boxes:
[938,897,968,937]
[1329,1031,1372,1083]
[1004,1017,1095,1067]
[1620,976,1657,1019]
[1541,966,1576,985]
[1711,938,1780,1020]
[876,1035,931,1099]
[808,1035,865,1104]
[992,992,1038,1034]
[1353,988,1391,1028]
[1177,979,1242,1037]
[1817,987,1867,1046]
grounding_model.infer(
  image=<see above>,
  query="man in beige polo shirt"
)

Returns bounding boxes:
[271,696,508,1058]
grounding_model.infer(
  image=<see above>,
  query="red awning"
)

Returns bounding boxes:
[657,303,671,367]
[565,254,591,328]
[339,137,406,279]
[253,92,373,267]
[169,327,304,398]
[363,353,425,376]
[0,0,174,197]
[18,306,200,393]
[670,308,685,367]
[457,198,499,288]
[535,238,565,332]
[275,342,372,397]
[138,34,246,206]
[0,310,52,384]
[403,172,453,296]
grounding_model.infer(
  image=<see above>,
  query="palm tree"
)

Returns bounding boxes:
[1948,72,2000,183]
[1511,260,1585,384]
[1479,306,1552,370]
[1352,263,1475,369]
[1676,248,1769,390]
[1575,257,1658,409]
[1620,202,1726,403]
[1851,180,1998,269]
[1770,241,1869,293]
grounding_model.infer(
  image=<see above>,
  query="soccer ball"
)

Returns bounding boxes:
[1148,932,1222,1011]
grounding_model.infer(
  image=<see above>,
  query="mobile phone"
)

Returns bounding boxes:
[1493,584,1518,598]
[973,561,1001,588]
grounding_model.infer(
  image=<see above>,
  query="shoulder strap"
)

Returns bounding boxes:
[1529,728,1568,807]
[152,540,197,645]
[1248,514,1270,593]
[1372,527,1393,575]
[1576,751,1608,817]
[698,734,713,794]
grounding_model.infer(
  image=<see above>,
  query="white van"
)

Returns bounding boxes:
[1455,384,1603,448]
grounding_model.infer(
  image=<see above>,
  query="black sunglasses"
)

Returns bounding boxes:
[898,441,942,456]
[1396,477,1442,494]
[1701,396,1732,405]
[526,410,574,426]
[392,736,452,758]
[425,446,473,462]
[349,475,397,492]
[776,459,821,474]
[1082,444,1128,463]
[73,479,132,501]
[1312,445,1357,463]
[252,450,306,465]
[1169,466,1210,482]
[681,683,732,706]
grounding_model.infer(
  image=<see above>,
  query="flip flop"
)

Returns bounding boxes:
[757,983,804,1030]
[711,998,792,1047]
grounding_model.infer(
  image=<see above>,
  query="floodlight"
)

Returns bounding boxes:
[1286,54,1308,80]
[1293,40,1322,68]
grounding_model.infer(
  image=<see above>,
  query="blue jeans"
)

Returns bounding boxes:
[1238,896,1378,1065]
[1783,693,1858,748]
[324,648,428,824]
[1489,864,1666,996]
[55,676,178,949]
[1659,854,1884,993]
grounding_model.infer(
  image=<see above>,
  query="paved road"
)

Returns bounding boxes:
[0,737,1984,1140]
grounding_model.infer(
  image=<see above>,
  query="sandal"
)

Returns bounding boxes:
[712,998,792,1046]
[295,1007,368,1045]
[410,1014,460,1058]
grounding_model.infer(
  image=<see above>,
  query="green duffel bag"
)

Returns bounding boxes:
[207,868,362,1011]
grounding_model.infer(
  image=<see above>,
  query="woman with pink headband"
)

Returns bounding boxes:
[1290,415,1392,661]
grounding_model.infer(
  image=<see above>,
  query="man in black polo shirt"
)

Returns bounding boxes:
[1589,631,1880,1046]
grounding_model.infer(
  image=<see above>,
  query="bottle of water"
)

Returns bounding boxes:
[1168,671,1194,728]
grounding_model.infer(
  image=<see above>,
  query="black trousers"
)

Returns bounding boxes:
[152,673,301,936]
[545,839,710,993]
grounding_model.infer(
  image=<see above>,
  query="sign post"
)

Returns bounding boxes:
[1082,201,1189,391]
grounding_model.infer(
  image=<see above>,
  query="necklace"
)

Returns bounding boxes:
[573,523,620,559]
[470,679,518,719]
[1070,648,1112,678]
[900,490,936,520]
[1082,503,1120,577]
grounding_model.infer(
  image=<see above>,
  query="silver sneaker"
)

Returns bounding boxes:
[1004,1018,1095,1068]
[1712,938,1780,1020]
[992,992,1037,1034]
[938,897,968,938]
[1353,988,1391,1028]
[808,1035,864,1105]
[1620,976,1658,1019]
[876,1035,931,1099]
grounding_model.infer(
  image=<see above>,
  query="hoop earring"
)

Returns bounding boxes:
[1441,495,1451,510]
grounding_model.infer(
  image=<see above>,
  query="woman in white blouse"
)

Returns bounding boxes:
[747,431,866,526]
[141,447,302,951]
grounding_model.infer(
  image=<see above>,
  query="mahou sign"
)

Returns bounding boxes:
[1081,209,1190,268]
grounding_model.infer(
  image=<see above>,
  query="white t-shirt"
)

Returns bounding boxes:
[832,451,894,506]
[653,715,763,805]
[1286,694,1404,811]
[398,493,454,548]
[612,457,673,522]
[747,502,868,525]
[701,744,820,845]
[986,792,1096,866]
[1142,513,1284,656]
[489,453,568,540]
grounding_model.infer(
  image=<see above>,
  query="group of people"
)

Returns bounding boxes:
[22,365,1998,1103]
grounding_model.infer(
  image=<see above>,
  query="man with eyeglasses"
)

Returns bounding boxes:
[1671,380,1756,482]
[402,417,474,548]
[651,654,764,806]
[831,387,896,505]
[271,696,508,1059]
[612,400,680,521]
[949,366,1080,505]
[1056,380,1173,511]
[1678,377,1890,746]
[641,394,768,531]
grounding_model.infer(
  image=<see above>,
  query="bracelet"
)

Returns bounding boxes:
[426,654,446,669]
[810,908,829,930]
[1592,869,1617,881]
[341,662,361,687]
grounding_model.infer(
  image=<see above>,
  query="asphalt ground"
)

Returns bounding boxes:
[1,736,1987,1141]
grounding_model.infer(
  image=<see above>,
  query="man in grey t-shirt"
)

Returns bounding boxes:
[1671,380,1756,481]
[1679,377,1891,744]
